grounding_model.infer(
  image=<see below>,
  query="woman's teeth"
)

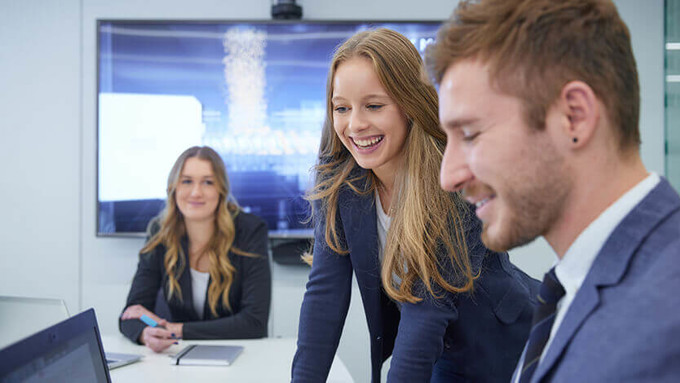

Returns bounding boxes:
[353,136,383,148]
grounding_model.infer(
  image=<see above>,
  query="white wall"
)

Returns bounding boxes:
[0,1,665,382]
[0,0,82,312]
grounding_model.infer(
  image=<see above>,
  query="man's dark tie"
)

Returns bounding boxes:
[518,268,566,383]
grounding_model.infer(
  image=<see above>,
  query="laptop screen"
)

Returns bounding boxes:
[0,308,111,383]
[0,296,70,349]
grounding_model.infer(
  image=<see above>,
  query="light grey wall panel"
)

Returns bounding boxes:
[0,0,81,314]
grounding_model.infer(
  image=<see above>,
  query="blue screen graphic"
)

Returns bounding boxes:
[97,21,441,236]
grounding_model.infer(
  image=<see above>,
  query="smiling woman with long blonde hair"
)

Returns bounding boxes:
[119,146,270,353]
[291,29,539,382]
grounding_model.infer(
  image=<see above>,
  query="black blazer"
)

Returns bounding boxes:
[292,170,539,382]
[119,211,271,343]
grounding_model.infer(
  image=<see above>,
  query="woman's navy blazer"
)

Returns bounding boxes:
[292,173,539,382]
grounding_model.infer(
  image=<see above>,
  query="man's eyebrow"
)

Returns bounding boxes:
[442,118,479,130]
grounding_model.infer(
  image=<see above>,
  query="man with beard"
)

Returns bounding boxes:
[427,0,680,382]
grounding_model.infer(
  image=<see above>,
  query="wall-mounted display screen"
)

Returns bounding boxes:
[97,20,441,237]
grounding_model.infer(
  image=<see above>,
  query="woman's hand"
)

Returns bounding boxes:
[121,304,184,352]
[120,304,161,322]
[159,319,184,339]
[140,326,178,353]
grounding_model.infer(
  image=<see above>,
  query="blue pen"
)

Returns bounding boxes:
[140,315,179,340]
[139,314,162,328]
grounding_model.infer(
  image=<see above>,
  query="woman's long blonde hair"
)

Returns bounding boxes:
[141,146,252,316]
[308,28,475,303]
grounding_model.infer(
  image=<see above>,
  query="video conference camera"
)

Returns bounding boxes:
[271,0,303,20]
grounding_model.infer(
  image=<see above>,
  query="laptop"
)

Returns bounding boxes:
[0,308,112,382]
[0,296,70,349]
[105,351,142,369]
[0,295,141,370]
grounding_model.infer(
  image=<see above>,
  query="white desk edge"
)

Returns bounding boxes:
[102,334,354,383]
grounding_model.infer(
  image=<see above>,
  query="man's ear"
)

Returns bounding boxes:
[559,80,600,148]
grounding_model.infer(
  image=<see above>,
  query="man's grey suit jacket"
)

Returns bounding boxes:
[524,178,680,382]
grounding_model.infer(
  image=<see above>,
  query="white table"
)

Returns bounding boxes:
[102,334,353,383]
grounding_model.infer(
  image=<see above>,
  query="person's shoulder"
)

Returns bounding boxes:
[654,209,680,252]
[639,214,680,271]
[453,250,537,325]
[234,209,266,227]
[316,157,368,193]
[624,179,680,264]
[231,211,270,264]
[146,216,162,238]
[448,203,486,268]
[340,167,373,202]
[233,210,268,235]
[139,238,165,265]
[140,216,165,259]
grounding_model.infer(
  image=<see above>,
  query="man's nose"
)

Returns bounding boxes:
[440,142,474,192]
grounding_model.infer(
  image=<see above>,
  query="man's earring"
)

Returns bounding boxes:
[572,137,578,143]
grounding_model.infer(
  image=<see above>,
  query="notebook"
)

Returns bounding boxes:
[0,308,112,382]
[171,344,244,366]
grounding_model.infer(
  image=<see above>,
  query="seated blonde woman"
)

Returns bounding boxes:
[119,146,270,352]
